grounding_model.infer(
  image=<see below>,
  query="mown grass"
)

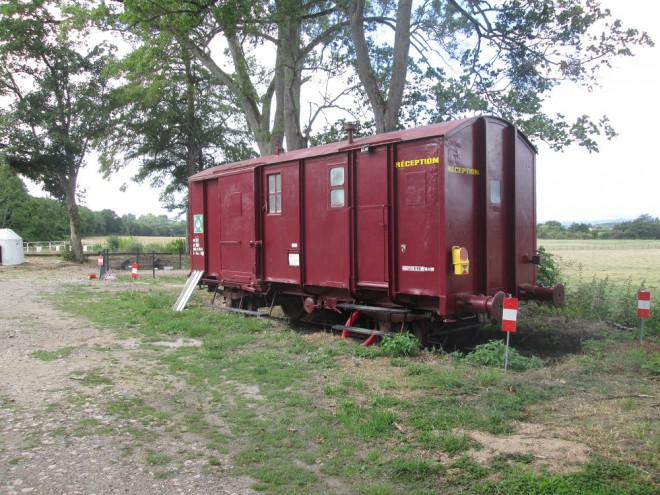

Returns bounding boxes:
[50,280,659,495]
[534,240,660,335]
[538,239,660,290]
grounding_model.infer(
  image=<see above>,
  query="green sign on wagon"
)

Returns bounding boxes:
[193,214,204,233]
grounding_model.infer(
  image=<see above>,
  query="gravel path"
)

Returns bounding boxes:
[0,259,256,495]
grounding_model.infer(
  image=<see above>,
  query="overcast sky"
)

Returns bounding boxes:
[536,0,660,223]
[26,0,660,224]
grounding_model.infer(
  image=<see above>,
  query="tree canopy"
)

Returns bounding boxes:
[92,0,651,155]
[0,163,186,240]
[98,33,255,211]
[538,216,660,240]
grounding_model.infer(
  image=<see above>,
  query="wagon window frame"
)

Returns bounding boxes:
[267,172,282,214]
[328,165,345,208]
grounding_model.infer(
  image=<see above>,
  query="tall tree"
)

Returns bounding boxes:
[0,0,112,260]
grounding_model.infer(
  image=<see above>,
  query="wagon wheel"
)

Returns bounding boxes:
[410,320,430,348]
[281,299,305,321]
[229,295,259,312]
[434,324,481,351]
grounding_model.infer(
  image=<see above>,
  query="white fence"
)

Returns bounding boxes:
[23,240,96,254]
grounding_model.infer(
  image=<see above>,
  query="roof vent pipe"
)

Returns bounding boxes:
[343,122,358,144]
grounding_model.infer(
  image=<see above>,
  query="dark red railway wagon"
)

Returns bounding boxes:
[189,116,563,342]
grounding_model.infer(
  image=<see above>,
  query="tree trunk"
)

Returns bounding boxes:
[183,53,199,177]
[348,0,412,133]
[61,172,84,261]
[278,1,306,150]
[189,12,306,155]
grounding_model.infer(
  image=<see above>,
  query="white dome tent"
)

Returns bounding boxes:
[0,229,25,266]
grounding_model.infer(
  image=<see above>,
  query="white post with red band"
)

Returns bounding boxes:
[131,262,138,293]
[502,298,518,333]
[97,255,104,280]
[502,298,518,372]
[638,291,651,342]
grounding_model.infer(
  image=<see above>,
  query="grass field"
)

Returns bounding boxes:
[43,275,657,495]
[538,239,660,291]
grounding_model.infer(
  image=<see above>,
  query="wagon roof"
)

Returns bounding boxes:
[189,115,533,182]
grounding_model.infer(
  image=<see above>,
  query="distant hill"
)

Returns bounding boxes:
[554,218,634,228]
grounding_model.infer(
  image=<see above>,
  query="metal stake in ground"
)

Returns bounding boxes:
[502,298,518,372]
[638,291,651,342]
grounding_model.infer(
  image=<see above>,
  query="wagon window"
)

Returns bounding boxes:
[268,173,282,214]
[490,179,502,205]
[329,166,345,208]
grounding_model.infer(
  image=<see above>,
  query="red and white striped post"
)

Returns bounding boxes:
[97,254,104,280]
[131,263,138,292]
[502,298,518,372]
[638,291,651,342]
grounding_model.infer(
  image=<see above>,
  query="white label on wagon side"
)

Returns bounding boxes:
[402,265,435,272]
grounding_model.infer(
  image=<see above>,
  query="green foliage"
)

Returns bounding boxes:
[579,337,660,376]
[122,237,144,254]
[145,452,171,466]
[538,220,567,239]
[561,276,659,334]
[0,160,29,230]
[641,353,660,376]
[119,213,186,237]
[480,458,656,495]
[106,235,121,250]
[437,432,474,455]
[388,457,443,482]
[540,216,660,240]
[163,238,186,253]
[379,332,420,357]
[30,347,76,361]
[336,400,396,439]
[95,3,255,208]
[611,215,660,240]
[536,246,562,286]
[72,370,113,386]
[538,221,594,240]
[465,340,544,371]
[59,244,79,262]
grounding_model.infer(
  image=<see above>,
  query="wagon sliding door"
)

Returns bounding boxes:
[262,163,301,284]
[218,172,257,285]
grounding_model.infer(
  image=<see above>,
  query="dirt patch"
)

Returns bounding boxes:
[466,422,591,473]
